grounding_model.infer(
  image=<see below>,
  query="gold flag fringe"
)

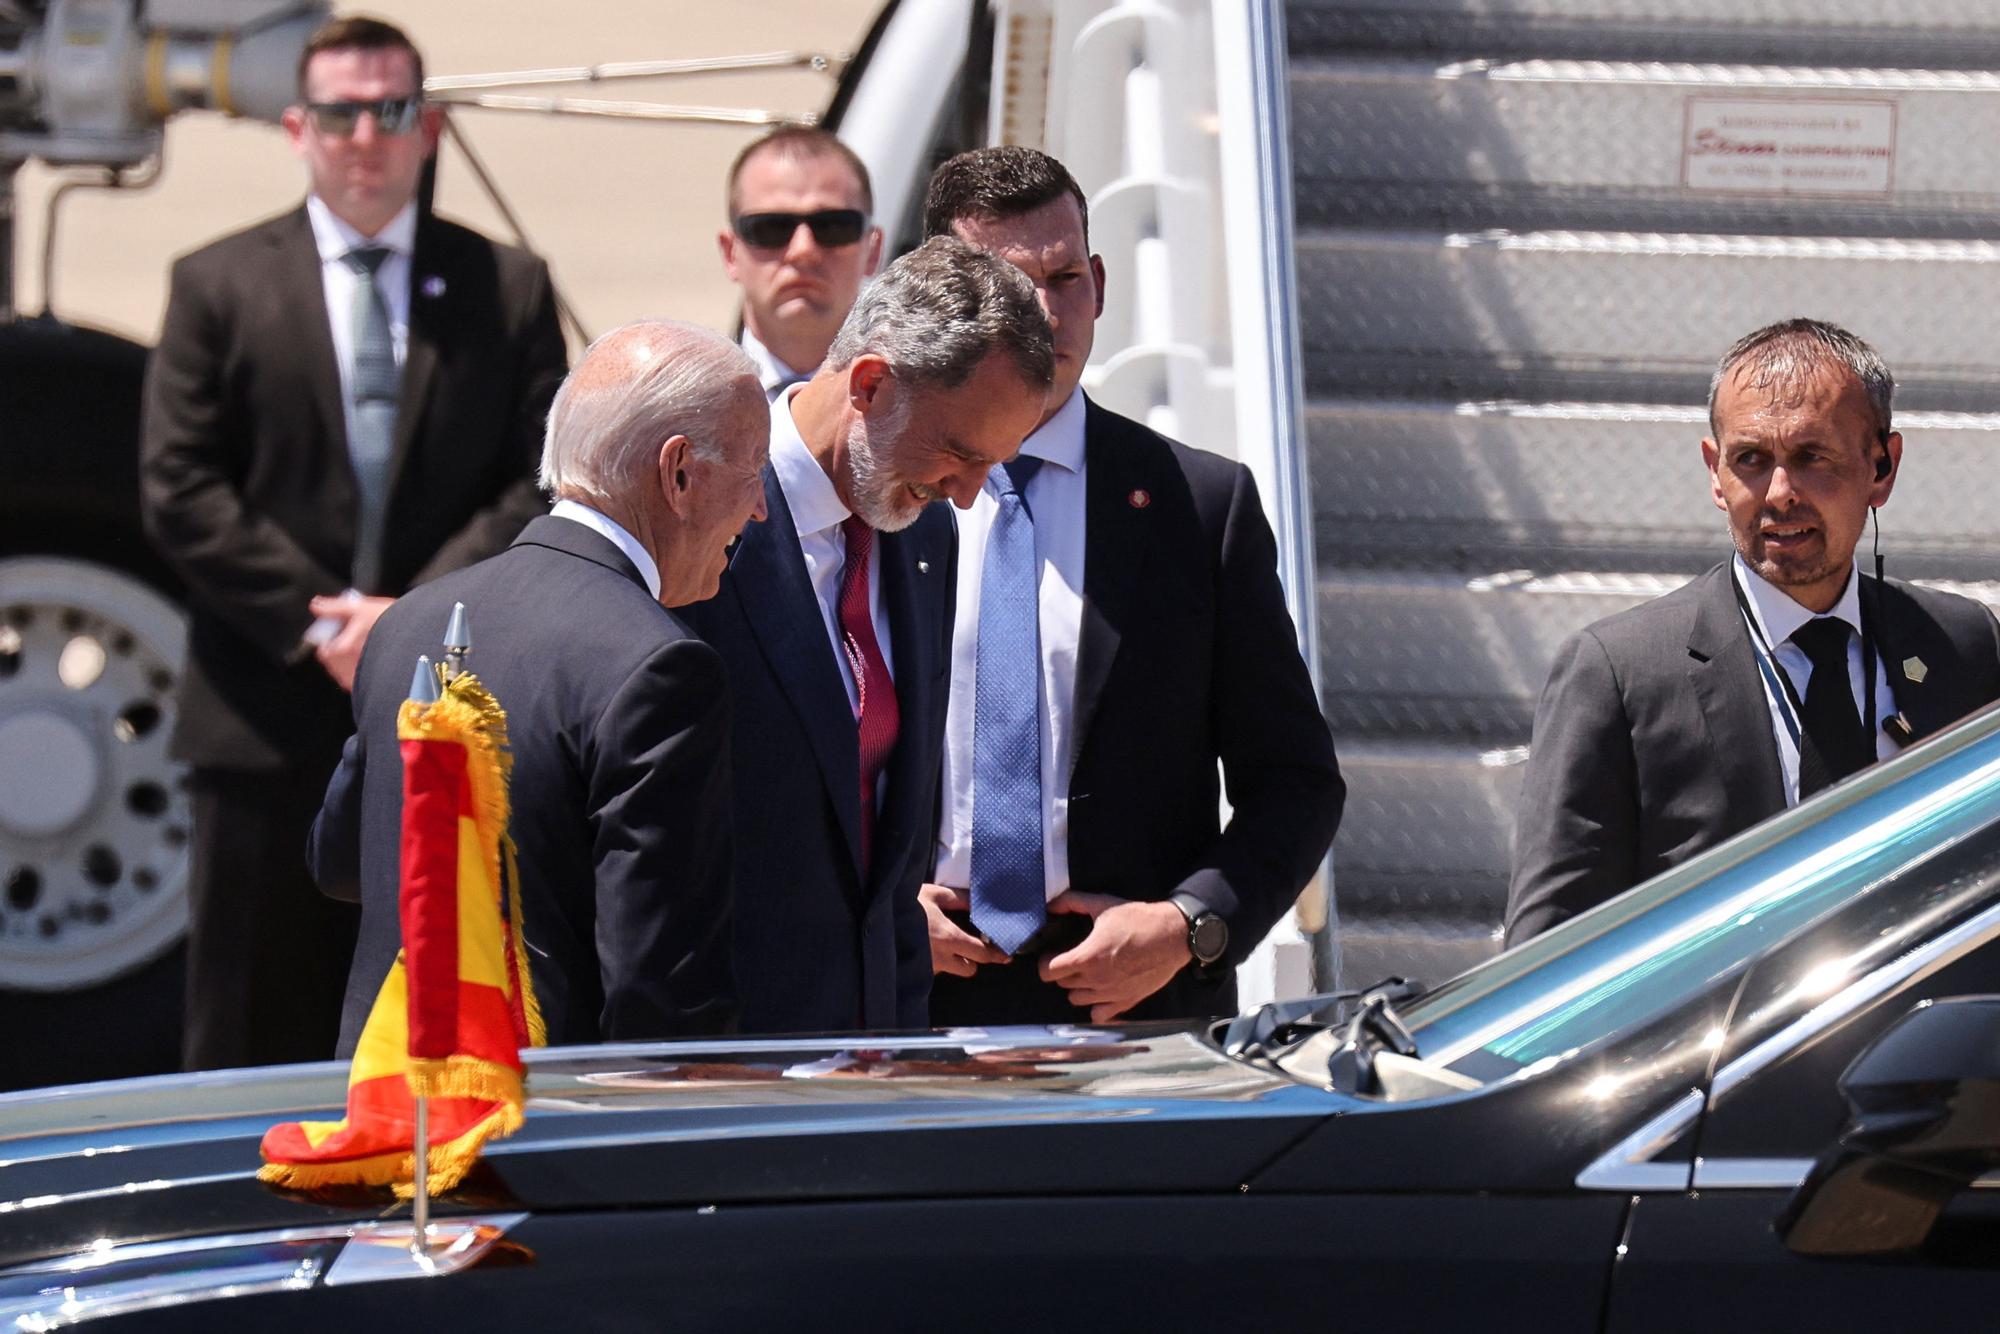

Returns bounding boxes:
[396,675,544,1047]
[254,1098,524,1197]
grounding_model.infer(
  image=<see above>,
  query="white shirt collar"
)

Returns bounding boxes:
[305,195,418,264]
[1014,387,1087,474]
[549,498,661,601]
[1733,553,1862,650]
[740,327,812,395]
[767,385,852,539]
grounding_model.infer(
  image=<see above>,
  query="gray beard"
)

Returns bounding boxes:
[844,406,929,533]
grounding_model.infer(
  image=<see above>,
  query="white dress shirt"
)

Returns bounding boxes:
[933,387,1089,901]
[740,328,813,402]
[1733,554,1899,806]
[549,498,660,602]
[305,195,415,454]
[767,385,894,723]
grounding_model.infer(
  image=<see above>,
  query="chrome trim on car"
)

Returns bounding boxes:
[322,1214,530,1286]
[1,1222,362,1274]
[1575,1088,1702,1192]
[1691,1157,1813,1190]
[1709,897,2000,1104]
[0,1213,533,1327]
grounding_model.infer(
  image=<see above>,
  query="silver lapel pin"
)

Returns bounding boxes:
[917,559,930,575]
[1902,655,1929,684]
[421,274,447,299]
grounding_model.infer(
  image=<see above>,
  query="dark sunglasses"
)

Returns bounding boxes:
[731,209,870,249]
[303,96,425,137]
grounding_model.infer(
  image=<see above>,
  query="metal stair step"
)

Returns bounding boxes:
[1298,229,2000,398]
[1334,908,1504,990]
[1317,568,2000,739]
[1329,737,1529,874]
[1308,399,2000,578]
[1317,570,1675,739]
[1290,57,2000,234]
[1288,1,2000,68]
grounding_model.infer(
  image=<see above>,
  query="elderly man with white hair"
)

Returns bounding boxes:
[312,320,770,1052]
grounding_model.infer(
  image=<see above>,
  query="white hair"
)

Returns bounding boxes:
[539,319,760,504]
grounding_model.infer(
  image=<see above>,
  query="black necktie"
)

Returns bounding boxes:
[1791,617,1873,797]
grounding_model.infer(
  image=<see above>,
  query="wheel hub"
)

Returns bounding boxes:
[0,710,101,838]
[0,558,191,991]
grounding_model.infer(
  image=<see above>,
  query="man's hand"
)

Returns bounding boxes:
[919,884,1011,978]
[310,594,393,692]
[1039,892,1191,1023]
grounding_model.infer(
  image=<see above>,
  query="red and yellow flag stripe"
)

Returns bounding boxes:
[259,672,541,1196]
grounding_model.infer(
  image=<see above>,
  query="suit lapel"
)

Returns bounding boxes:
[1687,563,1787,820]
[388,217,445,501]
[275,208,349,478]
[732,471,864,876]
[869,511,950,896]
[1863,576,1960,742]
[1069,402,1154,783]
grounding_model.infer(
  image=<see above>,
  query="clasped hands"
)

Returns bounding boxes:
[919,884,1191,1023]
[306,592,394,692]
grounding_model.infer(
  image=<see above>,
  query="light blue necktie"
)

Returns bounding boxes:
[969,455,1046,955]
[341,246,398,593]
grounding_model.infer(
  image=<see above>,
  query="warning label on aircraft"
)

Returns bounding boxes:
[1682,98,1896,195]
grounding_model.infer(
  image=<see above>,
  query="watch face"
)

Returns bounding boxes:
[1191,914,1228,965]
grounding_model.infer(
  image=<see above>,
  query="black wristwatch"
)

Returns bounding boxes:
[1169,893,1228,968]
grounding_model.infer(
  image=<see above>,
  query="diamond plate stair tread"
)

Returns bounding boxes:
[1297,230,2000,388]
[1289,58,2000,223]
[1335,867,1513,919]
[1329,736,1528,871]
[1306,400,2000,576]
[1317,570,1672,738]
[1315,569,2000,741]
[1289,0,2000,24]
[1287,1,2000,69]
[1333,920,1503,994]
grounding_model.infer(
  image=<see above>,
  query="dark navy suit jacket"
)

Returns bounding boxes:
[313,516,737,1052]
[684,471,956,1033]
[988,400,1344,1020]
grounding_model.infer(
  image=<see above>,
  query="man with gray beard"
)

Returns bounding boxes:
[683,236,1053,1032]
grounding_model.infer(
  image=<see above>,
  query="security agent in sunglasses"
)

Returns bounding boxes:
[717,127,885,400]
[139,16,566,1072]
[1507,319,2000,945]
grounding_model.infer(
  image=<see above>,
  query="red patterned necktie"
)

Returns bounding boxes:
[838,516,901,873]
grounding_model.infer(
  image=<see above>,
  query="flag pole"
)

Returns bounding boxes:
[443,601,471,682]
[407,654,441,1259]
[411,1094,432,1256]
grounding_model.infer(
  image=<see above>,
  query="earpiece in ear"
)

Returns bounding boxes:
[1875,452,1891,481]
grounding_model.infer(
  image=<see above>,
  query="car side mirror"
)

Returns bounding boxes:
[1778,995,2000,1257]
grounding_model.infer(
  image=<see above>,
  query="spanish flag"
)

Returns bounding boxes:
[259,669,543,1196]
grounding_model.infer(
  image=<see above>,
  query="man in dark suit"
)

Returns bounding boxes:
[716,127,883,399]
[312,320,767,1052]
[684,236,1054,1034]
[1508,318,2000,945]
[139,17,566,1069]
[919,148,1344,1025]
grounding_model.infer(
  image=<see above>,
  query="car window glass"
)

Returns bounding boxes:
[1697,817,2000,1160]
